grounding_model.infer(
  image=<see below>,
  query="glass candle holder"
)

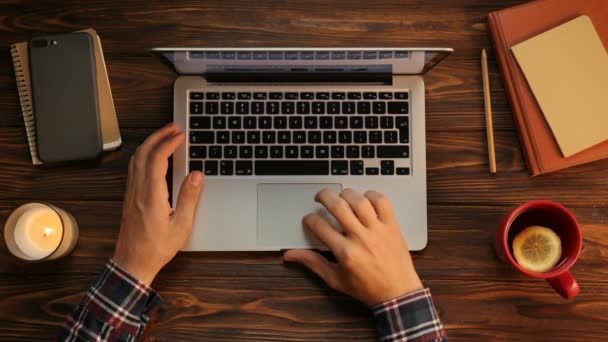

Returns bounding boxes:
[3,202,79,261]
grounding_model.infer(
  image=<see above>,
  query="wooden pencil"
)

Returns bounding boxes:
[481,48,497,174]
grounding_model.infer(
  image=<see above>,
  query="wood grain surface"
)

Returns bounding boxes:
[1,0,607,341]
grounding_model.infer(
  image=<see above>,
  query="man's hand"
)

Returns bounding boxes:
[113,123,204,285]
[283,188,423,307]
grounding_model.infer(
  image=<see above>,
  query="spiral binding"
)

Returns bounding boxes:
[11,44,42,165]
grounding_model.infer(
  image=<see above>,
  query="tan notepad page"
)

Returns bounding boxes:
[511,15,608,157]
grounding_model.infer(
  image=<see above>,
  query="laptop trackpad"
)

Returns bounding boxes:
[257,183,342,249]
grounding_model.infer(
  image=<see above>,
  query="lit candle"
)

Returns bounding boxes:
[13,206,63,260]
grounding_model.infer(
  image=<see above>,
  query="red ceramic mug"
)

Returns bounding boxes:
[495,200,582,299]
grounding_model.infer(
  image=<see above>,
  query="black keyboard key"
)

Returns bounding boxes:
[347,92,362,100]
[381,160,394,175]
[266,102,280,114]
[190,131,214,144]
[247,131,261,144]
[331,146,345,158]
[369,130,382,143]
[350,160,364,175]
[259,116,272,129]
[228,116,242,129]
[262,131,276,144]
[190,116,211,129]
[224,146,238,159]
[255,146,268,158]
[221,102,234,114]
[301,145,314,158]
[205,160,218,175]
[379,92,392,100]
[320,116,333,129]
[384,131,398,144]
[363,92,377,99]
[253,92,267,100]
[273,116,287,129]
[220,161,234,175]
[213,117,226,129]
[342,102,355,114]
[304,116,318,129]
[236,160,253,175]
[395,92,409,100]
[301,92,314,100]
[354,131,367,143]
[189,160,203,172]
[278,131,291,143]
[316,145,329,158]
[339,131,352,143]
[270,145,283,158]
[282,102,295,114]
[396,117,409,143]
[377,146,409,158]
[222,92,236,100]
[293,131,306,144]
[190,146,206,159]
[217,131,230,144]
[255,160,329,175]
[362,145,375,158]
[297,102,310,114]
[332,92,346,100]
[207,92,220,100]
[209,146,222,158]
[350,116,363,129]
[365,116,379,128]
[323,131,337,144]
[335,117,348,129]
[312,102,325,114]
[252,102,264,114]
[190,101,203,114]
[357,102,371,114]
[205,102,219,114]
[285,146,299,158]
[365,167,379,175]
[346,146,359,158]
[331,160,348,175]
[373,102,386,114]
[285,92,298,100]
[381,116,394,129]
[289,116,303,129]
[236,102,249,114]
[232,131,245,144]
[190,92,204,100]
[243,116,256,129]
[308,131,322,144]
[269,92,283,100]
[238,92,252,100]
[396,116,409,129]
[316,92,330,100]
[327,102,340,114]
[396,167,410,175]
[388,101,409,114]
[239,146,253,158]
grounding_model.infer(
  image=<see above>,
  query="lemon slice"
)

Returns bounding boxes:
[512,225,562,273]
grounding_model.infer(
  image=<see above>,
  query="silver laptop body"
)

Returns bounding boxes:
[151,48,452,251]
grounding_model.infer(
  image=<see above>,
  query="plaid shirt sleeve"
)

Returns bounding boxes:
[58,259,163,341]
[373,288,447,342]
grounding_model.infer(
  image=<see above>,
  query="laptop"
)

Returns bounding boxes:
[151,48,452,251]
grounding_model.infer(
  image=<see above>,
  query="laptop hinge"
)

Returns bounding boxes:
[202,72,393,84]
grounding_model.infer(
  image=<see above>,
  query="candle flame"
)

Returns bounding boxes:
[43,227,54,237]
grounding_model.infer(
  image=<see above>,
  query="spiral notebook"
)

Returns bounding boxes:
[10,28,121,165]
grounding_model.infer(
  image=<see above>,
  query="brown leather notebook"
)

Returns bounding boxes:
[488,0,608,176]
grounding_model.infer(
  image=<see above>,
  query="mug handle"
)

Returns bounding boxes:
[547,272,580,299]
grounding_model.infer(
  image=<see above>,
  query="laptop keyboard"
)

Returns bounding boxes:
[188,91,411,176]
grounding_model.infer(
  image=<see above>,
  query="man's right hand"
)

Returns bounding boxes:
[283,188,423,307]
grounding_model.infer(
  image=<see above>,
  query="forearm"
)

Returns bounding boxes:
[58,259,163,341]
[374,288,447,342]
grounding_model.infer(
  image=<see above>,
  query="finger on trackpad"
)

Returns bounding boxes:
[257,183,342,249]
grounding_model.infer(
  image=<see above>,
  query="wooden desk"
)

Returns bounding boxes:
[1,1,607,340]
